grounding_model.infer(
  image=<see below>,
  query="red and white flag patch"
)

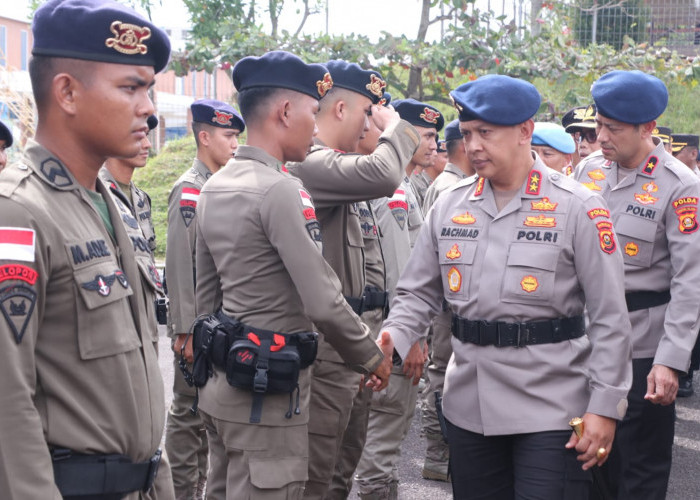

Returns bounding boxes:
[299,189,316,220]
[0,228,36,262]
[180,187,200,207]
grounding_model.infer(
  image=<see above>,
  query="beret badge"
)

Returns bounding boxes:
[573,105,595,121]
[105,20,151,55]
[212,110,234,127]
[420,107,440,124]
[450,94,463,113]
[316,72,334,98]
[365,74,387,99]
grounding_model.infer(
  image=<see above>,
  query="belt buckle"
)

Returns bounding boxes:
[516,323,530,347]
[143,449,162,492]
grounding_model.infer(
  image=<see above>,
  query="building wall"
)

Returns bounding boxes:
[0,16,33,71]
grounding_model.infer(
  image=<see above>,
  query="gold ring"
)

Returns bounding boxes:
[596,448,607,460]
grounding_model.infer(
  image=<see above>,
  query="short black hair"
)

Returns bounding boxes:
[445,138,462,157]
[192,121,216,148]
[237,87,288,125]
[29,55,94,114]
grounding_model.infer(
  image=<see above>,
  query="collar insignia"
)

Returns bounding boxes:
[642,156,658,176]
[474,177,485,196]
[526,169,542,195]
[316,73,334,98]
[366,74,386,98]
[531,197,557,211]
[105,21,151,55]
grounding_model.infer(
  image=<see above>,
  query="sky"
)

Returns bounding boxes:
[7,0,521,42]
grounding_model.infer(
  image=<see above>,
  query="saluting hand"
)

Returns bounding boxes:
[173,333,194,364]
[370,105,400,132]
[644,364,679,406]
[403,339,428,386]
[366,331,394,391]
[565,413,616,470]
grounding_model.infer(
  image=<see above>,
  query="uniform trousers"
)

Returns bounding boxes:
[594,357,675,500]
[164,359,209,499]
[304,359,363,499]
[445,420,591,500]
[354,366,421,496]
[200,412,308,500]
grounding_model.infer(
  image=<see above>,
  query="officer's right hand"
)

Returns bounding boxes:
[370,105,400,132]
[644,363,678,405]
[403,339,428,385]
[565,412,616,470]
[173,333,194,364]
[366,331,393,391]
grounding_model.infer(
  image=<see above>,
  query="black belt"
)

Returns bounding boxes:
[345,286,389,315]
[625,290,671,312]
[451,315,585,347]
[52,448,161,497]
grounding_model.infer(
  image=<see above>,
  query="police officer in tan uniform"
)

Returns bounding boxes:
[0,119,13,171]
[383,74,633,499]
[193,50,392,500]
[0,0,174,498]
[419,118,472,483]
[284,60,419,499]
[165,99,244,500]
[574,70,700,499]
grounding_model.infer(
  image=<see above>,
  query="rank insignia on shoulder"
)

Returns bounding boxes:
[105,21,151,55]
[40,158,73,188]
[299,189,317,220]
[474,177,485,196]
[524,215,556,228]
[447,266,462,292]
[0,284,36,344]
[587,208,610,220]
[531,197,557,211]
[673,197,699,234]
[596,221,617,254]
[624,242,639,256]
[451,211,476,225]
[520,275,539,293]
[526,170,541,195]
[642,156,658,176]
[0,228,36,263]
[82,274,117,297]
[446,244,461,260]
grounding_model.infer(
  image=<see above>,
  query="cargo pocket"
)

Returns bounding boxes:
[249,455,308,497]
[438,240,477,300]
[501,243,559,304]
[614,214,657,268]
[72,261,140,360]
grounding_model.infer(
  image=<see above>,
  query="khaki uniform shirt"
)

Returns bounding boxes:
[165,159,211,336]
[409,170,430,209]
[404,176,424,248]
[0,141,166,498]
[384,158,632,435]
[286,120,419,363]
[358,201,385,337]
[574,140,700,370]
[423,163,470,211]
[195,146,383,425]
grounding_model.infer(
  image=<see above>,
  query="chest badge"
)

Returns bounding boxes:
[520,275,539,293]
[634,181,659,205]
[451,211,476,225]
[446,244,462,260]
[82,274,117,296]
[582,169,606,192]
[624,242,639,256]
[447,267,462,292]
[524,215,556,228]
[531,197,557,211]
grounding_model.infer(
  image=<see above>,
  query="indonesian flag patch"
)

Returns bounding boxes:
[299,189,316,220]
[0,228,36,262]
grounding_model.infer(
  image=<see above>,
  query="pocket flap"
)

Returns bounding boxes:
[73,261,133,310]
[438,240,477,265]
[615,214,656,242]
[249,455,308,489]
[507,243,559,271]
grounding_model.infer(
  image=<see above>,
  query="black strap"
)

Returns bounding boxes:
[625,290,671,312]
[52,448,161,496]
[451,315,585,347]
[250,337,272,424]
[345,286,389,315]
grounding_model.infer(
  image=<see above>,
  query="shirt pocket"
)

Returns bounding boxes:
[501,243,559,304]
[347,203,365,249]
[614,214,656,268]
[438,239,477,300]
[72,260,141,360]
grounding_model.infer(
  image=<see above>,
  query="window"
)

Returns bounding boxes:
[176,76,184,95]
[0,26,6,67]
[20,30,28,70]
[191,72,197,97]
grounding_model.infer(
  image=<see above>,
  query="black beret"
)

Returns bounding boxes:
[393,99,444,131]
[671,134,700,153]
[450,75,540,126]
[32,0,171,74]
[591,70,668,124]
[325,60,386,105]
[378,92,392,107]
[147,115,158,131]
[0,120,13,148]
[191,99,245,131]
[233,51,332,101]
[564,104,597,133]
[444,119,462,142]
[652,126,673,144]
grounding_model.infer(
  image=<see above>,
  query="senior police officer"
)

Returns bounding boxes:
[382,74,633,499]
[0,0,174,498]
[0,119,13,171]
[193,50,392,500]
[165,99,244,499]
[653,126,674,154]
[531,122,577,175]
[671,133,700,173]
[563,104,601,162]
[575,70,700,499]
[285,60,419,499]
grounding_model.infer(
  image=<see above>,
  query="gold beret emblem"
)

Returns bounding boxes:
[450,95,463,113]
[316,73,334,98]
[365,74,387,99]
[420,107,440,124]
[573,105,595,123]
[105,21,151,55]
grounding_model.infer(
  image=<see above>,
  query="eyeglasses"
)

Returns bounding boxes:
[577,129,597,144]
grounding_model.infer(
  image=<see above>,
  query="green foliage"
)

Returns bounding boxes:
[133,135,197,260]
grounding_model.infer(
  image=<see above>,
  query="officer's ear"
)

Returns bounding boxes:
[639,120,656,140]
[52,72,81,116]
[278,100,292,128]
[518,119,535,145]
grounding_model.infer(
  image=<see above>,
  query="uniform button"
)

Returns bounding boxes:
[551,173,560,180]
[18,164,28,170]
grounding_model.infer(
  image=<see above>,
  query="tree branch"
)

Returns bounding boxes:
[578,1,628,14]
[293,0,314,38]
[429,8,457,26]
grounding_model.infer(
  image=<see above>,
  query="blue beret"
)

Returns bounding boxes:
[233,51,332,101]
[393,99,444,131]
[0,120,12,148]
[532,122,576,154]
[147,115,158,131]
[444,119,462,142]
[591,70,668,124]
[450,75,540,126]
[32,0,171,74]
[191,99,245,131]
[378,92,392,107]
[325,60,386,105]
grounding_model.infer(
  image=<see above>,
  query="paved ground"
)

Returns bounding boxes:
[158,328,700,499]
